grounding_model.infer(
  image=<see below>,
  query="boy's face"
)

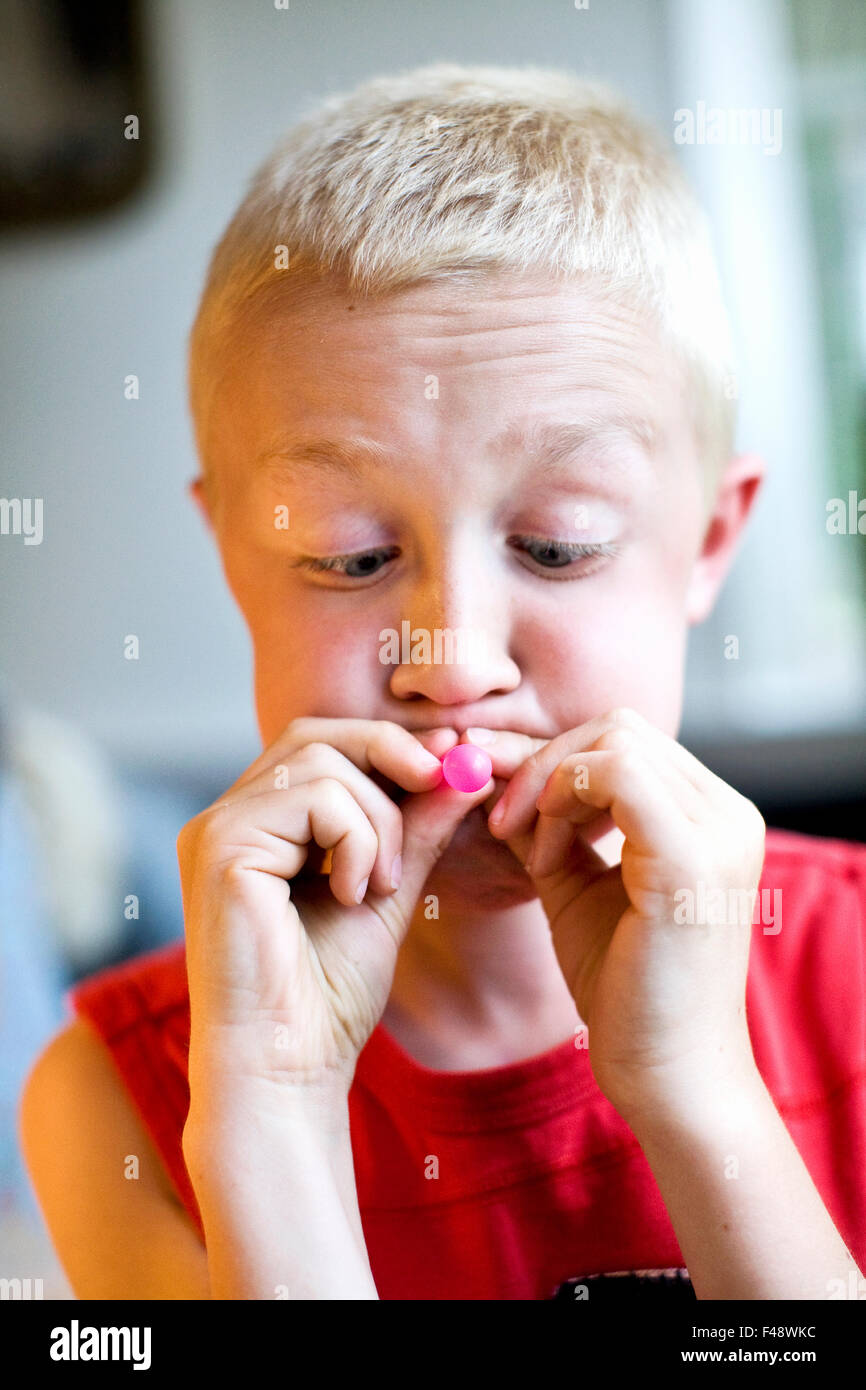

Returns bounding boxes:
[192,271,759,901]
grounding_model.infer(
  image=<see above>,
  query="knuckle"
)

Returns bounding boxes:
[284,716,315,744]
[524,745,548,776]
[192,804,235,852]
[179,804,223,845]
[215,856,267,900]
[741,796,766,839]
[381,719,409,740]
[175,817,197,851]
[218,857,249,891]
[361,820,381,855]
[597,726,636,754]
[336,815,378,862]
[378,796,404,837]
[310,774,350,805]
[607,706,642,730]
[294,739,336,765]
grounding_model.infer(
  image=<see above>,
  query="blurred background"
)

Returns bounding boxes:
[1,0,864,1296]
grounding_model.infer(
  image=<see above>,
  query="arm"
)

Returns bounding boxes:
[174,717,483,1300]
[182,1084,378,1300]
[19,1019,212,1300]
[479,711,866,1301]
[623,1064,863,1301]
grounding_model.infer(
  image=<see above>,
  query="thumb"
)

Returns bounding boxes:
[378,775,494,932]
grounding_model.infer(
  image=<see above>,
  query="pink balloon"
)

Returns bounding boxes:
[441,744,493,793]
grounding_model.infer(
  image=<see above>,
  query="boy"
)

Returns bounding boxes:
[19,63,866,1300]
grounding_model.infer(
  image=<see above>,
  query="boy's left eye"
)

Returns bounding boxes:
[510,536,619,571]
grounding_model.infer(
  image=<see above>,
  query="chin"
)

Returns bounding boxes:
[425,807,538,909]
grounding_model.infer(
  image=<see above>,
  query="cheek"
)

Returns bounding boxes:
[532,562,689,737]
[252,604,383,738]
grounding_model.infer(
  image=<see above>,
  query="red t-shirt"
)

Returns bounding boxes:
[66,827,866,1300]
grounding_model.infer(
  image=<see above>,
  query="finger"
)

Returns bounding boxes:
[415,727,461,761]
[526,811,578,879]
[541,746,691,860]
[208,779,382,909]
[536,739,705,827]
[459,727,550,777]
[306,782,383,906]
[232,742,407,896]
[484,712,631,837]
[528,812,612,893]
[363,726,460,808]
[517,794,621,881]
[226,718,448,798]
[457,728,550,820]
[368,769,495,936]
[488,709,700,838]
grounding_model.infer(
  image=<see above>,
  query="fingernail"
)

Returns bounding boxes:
[488,801,505,828]
[390,854,402,890]
[354,876,369,903]
[466,727,496,745]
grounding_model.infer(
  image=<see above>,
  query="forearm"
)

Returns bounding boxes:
[183,1087,378,1300]
[624,1066,862,1300]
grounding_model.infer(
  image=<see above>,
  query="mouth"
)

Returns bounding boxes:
[403,723,554,742]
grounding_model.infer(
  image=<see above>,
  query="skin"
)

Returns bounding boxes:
[190,268,764,1067]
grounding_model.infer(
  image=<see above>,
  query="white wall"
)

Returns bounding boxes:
[666,0,866,739]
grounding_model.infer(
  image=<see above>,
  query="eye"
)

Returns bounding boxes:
[296,545,400,579]
[509,535,620,577]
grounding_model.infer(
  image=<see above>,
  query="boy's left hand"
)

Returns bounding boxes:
[479,708,766,1126]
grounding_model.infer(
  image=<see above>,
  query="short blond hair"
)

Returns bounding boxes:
[188,62,736,511]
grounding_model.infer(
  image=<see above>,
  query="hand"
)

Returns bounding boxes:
[177,718,493,1108]
[480,708,765,1123]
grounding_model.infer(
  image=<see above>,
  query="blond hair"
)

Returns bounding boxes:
[188,62,736,511]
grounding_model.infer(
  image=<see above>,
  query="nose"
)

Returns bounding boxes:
[387,529,521,705]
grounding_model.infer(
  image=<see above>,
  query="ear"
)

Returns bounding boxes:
[188,475,215,534]
[685,453,767,625]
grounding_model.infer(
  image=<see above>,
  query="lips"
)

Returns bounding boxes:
[401,723,555,742]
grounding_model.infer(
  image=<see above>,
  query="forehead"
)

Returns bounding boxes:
[242,270,667,380]
[208,271,692,494]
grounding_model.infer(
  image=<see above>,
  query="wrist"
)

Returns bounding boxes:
[182,1092,377,1300]
[605,1038,765,1137]
[183,1076,353,1168]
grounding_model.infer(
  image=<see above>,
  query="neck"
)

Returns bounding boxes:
[382,824,624,1069]
[383,893,581,1069]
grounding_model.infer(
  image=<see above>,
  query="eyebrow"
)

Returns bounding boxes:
[255,435,391,480]
[494,412,657,469]
[254,411,657,481]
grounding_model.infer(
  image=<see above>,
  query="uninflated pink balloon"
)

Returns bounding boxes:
[441,744,493,793]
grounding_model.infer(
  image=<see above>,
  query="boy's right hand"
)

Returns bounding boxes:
[177,718,492,1107]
